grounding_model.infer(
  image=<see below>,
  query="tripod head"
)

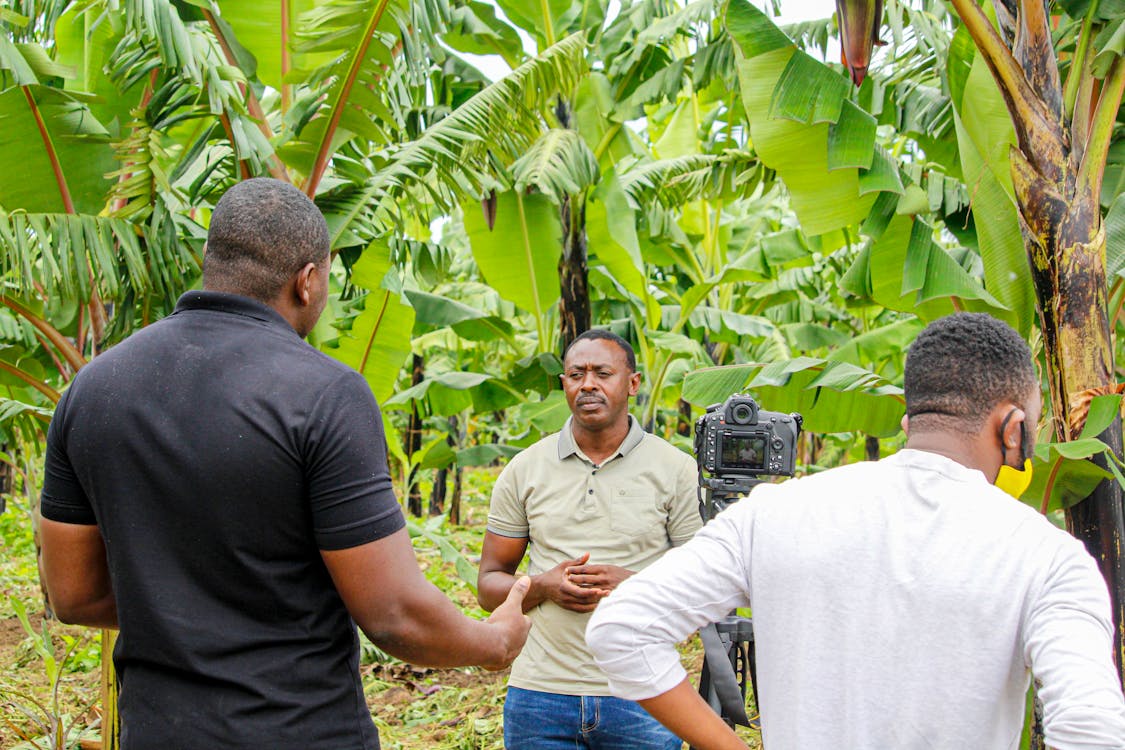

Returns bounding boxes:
[698,476,765,523]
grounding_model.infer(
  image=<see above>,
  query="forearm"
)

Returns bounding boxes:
[365,580,504,668]
[478,569,549,613]
[639,678,747,750]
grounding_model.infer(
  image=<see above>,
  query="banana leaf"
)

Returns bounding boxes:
[462,191,562,330]
[682,357,905,436]
[323,244,415,404]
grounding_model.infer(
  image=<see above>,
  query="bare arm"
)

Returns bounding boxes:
[639,678,748,750]
[477,531,604,614]
[39,518,118,629]
[322,528,530,670]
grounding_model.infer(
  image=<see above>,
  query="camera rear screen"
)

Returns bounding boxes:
[720,434,767,471]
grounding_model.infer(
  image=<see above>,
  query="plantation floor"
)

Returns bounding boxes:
[1,473,761,749]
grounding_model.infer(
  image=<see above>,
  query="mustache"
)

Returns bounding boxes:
[577,395,605,404]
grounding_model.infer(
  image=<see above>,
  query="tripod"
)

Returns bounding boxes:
[691,481,763,749]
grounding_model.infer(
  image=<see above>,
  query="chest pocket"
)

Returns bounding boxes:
[609,488,663,537]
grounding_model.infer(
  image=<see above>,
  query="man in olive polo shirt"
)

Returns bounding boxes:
[477,329,701,749]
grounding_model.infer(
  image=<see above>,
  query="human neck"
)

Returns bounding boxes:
[905,432,1001,482]
[572,417,632,466]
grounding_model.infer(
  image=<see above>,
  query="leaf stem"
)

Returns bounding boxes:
[1063,0,1100,122]
[203,8,290,182]
[1078,54,1125,205]
[0,360,60,403]
[21,87,74,214]
[0,295,86,372]
[304,0,393,197]
[281,0,292,113]
[1040,456,1064,514]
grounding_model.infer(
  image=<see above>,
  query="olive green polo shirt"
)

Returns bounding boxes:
[487,416,701,695]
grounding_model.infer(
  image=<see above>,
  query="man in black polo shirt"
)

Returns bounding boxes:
[37,178,531,750]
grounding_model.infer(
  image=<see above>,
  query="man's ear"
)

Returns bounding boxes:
[900,414,909,436]
[628,370,642,396]
[1000,405,1026,452]
[294,262,317,307]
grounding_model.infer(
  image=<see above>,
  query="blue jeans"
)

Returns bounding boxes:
[503,686,682,750]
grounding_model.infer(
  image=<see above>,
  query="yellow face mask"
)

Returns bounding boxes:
[995,409,1033,499]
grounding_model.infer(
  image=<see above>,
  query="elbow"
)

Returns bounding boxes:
[45,589,115,628]
[42,580,80,624]
[48,599,82,625]
[584,604,623,666]
[474,574,502,612]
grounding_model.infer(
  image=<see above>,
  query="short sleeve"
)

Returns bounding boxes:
[306,370,404,550]
[40,389,97,525]
[486,458,528,538]
[667,451,703,545]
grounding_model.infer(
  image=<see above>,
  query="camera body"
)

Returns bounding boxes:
[694,394,802,490]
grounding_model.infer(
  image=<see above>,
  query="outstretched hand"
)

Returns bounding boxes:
[481,576,533,670]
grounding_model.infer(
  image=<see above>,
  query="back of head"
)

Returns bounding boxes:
[904,313,1037,433]
[203,178,330,302]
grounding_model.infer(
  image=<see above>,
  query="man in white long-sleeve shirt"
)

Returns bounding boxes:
[587,313,1125,750]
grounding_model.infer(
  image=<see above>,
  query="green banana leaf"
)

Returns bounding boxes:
[404,289,515,343]
[1026,438,1115,514]
[53,6,134,133]
[457,443,521,467]
[384,371,493,417]
[682,357,905,437]
[323,245,415,404]
[211,0,330,92]
[727,0,880,237]
[462,191,562,337]
[0,84,115,214]
[864,214,1005,319]
[586,169,650,310]
[949,33,1034,334]
[512,390,571,434]
[442,1,524,66]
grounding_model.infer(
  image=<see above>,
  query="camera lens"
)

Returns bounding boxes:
[731,403,754,424]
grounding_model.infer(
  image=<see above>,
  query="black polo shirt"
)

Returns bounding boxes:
[41,291,404,750]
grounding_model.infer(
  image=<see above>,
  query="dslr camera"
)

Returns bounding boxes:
[694,394,802,514]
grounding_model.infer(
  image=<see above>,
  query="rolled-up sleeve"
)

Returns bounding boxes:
[586,496,757,701]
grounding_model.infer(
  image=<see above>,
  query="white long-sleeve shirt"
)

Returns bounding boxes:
[586,450,1125,749]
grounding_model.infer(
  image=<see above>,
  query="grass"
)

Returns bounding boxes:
[0,467,760,749]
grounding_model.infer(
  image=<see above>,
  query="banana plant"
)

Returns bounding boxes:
[932,0,1125,677]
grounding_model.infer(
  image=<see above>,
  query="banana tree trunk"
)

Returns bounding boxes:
[406,354,425,517]
[945,0,1125,682]
[559,193,590,353]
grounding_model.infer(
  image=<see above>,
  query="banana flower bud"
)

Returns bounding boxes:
[837,0,884,86]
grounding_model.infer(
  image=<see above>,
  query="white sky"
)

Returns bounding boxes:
[461,0,841,81]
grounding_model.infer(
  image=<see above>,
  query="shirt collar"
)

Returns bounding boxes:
[557,415,646,462]
[174,290,296,333]
[889,448,989,485]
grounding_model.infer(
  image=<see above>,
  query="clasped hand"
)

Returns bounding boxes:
[542,552,633,613]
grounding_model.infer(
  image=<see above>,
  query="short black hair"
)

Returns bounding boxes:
[202,178,330,302]
[904,313,1037,432]
[564,329,636,372]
